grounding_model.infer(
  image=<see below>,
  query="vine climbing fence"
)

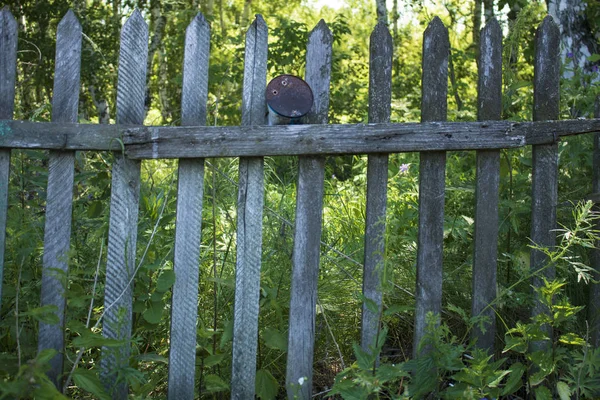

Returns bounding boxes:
[0,5,599,399]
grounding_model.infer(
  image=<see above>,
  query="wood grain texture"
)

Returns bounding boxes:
[471,18,501,352]
[3,118,600,154]
[530,16,559,351]
[414,16,448,357]
[167,13,209,400]
[590,99,600,348]
[286,19,332,399]
[0,7,17,311]
[361,22,392,354]
[230,15,267,400]
[38,10,82,387]
[101,10,148,399]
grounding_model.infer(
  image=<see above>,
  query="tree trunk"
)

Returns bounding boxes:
[375,0,387,25]
[146,0,166,115]
[483,0,494,21]
[547,0,598,78]
[241,0,252,28]
[473,0,482,61]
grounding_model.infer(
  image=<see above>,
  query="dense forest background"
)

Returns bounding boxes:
[1,0,600,397]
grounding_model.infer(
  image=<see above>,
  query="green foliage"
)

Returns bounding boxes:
[2,0,600,398]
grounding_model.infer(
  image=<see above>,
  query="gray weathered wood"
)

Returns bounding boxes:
[38,10,82,387]
[413,16,448,357]
[286,19,332,399]
[167,13,209,400]
[230,15,267,400]
[591,99,600,348]
[3,118,600,154]
[101,10,148,399]
[361,22,392,354]
[471,18,501,352]
[530,16,559,351]
[0,7,17,311]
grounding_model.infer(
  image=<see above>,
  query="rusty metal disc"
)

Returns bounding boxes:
[266,75,313,118]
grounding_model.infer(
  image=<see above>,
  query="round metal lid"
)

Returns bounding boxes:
[266,75,314,118]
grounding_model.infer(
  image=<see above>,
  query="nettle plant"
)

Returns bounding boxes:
[329,201,600,399]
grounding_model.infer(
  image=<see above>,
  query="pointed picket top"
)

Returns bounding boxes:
[421,16,448,123]
[58,9,80,30]
[305,19,332,125]
[478,17,502,121]
[0,5,17,26]
[241,13,267,126]
[188,11,209,31]
[0,5,18,120]
[534,15,560,122]
[181,12,210,126]
[369,21,392,124]
[116,8,148,125]
[124,8,147,31]
[52,9,82,123]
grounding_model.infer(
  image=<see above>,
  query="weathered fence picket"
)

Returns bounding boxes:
[361,21,392,354]
[530,16,560,350]
[100,10,148,399]
[38,10,82,386]
[286,19,332,398]
[1,8,600,399]
[471,18,502,351]
[0,7,16,311]
[167,13,209,399]
[231,15,268,399]
[413,16,449,355]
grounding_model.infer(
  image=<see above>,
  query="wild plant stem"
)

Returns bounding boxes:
[15,260,22,370]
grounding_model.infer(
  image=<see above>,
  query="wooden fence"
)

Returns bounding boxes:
[1,6,600,399]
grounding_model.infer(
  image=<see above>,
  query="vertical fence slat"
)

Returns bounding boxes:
[413,16,448,356]
[0,7,17,311]
[38,10,82,387]
[286,19,332,399]
[471,18,501,352]
[361,22,392,353]
[167,13,209,400]
[530,16,559,350]
[591,99,600,348]
[101,10,148,399]
[230,15,267,399]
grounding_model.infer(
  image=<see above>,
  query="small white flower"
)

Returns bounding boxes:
[298,377,305,385]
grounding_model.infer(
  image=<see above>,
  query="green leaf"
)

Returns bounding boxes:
[558,332,586,346]
[588,53,600,62]
[142,300,164,324]
[535,385,552,400]
[501,362,524,396]
[136,353,168,364]
[204,353,226,367]
[557,381,570,400]
[156,269,176,292]
[262,328,288,352]
[255,369,279,399]
[20,305,60,325]
[219,320,233,349]
[72,369,111,400]
[33,377,70,400]
[204,374,229,392]
[503,335,527,353]
[352,342,375,370]
[383,304,414,316]
[72,331,127,348]
[87,201,104,218]
[37,349,58,364]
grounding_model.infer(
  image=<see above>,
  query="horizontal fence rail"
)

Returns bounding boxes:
[0,6,599,400]
[1,119,600,155]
